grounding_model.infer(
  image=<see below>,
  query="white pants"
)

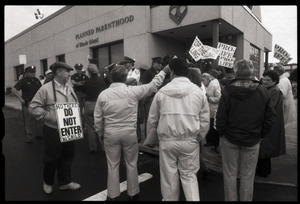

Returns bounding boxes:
[159,140,200,201]
[104,129,140,198]
[220,136,260,201]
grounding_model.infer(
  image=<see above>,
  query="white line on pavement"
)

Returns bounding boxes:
[83,173,153,201]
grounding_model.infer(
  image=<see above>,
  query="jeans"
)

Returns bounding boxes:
[220,136,260,201]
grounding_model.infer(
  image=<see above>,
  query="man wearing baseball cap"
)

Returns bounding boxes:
[29,61,81,194]
[12,65,42,143]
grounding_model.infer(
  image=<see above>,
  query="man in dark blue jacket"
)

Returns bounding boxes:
[215,59,276,201]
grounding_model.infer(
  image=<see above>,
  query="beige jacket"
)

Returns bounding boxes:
[29,80,78,129]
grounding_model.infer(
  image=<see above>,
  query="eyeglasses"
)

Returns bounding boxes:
[29,71,36,73]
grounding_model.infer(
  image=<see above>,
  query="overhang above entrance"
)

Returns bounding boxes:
[153,19,242,44]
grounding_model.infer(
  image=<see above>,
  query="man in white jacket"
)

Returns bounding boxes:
[94,64,170,201]
[273,64,296,125]
[143,58,210,201]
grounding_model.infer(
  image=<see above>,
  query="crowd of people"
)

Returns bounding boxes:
[11,54,297,201]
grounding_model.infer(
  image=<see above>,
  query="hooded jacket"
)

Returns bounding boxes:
[216,78,276,147]
[145,77,210,144]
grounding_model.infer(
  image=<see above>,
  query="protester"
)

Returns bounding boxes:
[216,59,276,201]
[29,62,81,194]
[256,70,286,177]
[137,64,150,143]
[289,68,297,99]
[82,63,106,154]
[39,75,45,84]
[143,58,210,201]
[219,67,235,92]
[273,64,296,124]
[202,70,222,154]
[188,67,210,178]
[188,67,206,94]
[12,65,42,143]
[44,69,54,84]
[103,63,117,88]
[94,64,170,201]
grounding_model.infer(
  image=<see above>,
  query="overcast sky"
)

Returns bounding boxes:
[4,5,297,64]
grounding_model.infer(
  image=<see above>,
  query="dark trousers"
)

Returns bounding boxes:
[43,125,75,186]
[256,158,271,176]
[75,91,85,125]
[206,118,219,147]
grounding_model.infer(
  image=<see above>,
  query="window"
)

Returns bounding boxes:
[250,44,260,78]
[56,54,65,63]
[40,59,48,75]
[14,65,24,81]
[92,41,124,70]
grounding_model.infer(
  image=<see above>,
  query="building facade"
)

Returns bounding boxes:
[5,5,272,89]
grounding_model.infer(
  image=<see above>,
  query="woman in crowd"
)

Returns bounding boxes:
[256,70,286,177]
[202,70,221,154]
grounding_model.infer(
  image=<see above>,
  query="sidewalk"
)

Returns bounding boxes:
[4,95,298,187]
[4,95,22,111]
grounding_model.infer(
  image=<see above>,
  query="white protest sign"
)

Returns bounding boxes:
[201,45,220,60]
[274,44,292,64]
[19,55,26,65]
[189,36,207,62]
[217,42,236,68]
[55,102,84,143]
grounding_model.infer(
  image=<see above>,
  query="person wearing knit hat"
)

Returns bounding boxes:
[87,63,99,74]
[82,63,106,154]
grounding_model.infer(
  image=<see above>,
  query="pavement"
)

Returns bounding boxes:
[3,94,298,188]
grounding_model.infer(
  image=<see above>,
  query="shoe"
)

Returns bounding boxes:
[89,150,97,154]
[202,170,209,179]
[204,143,212,147]
[256,172,268,177]
[43,182,53,194]
[59,182,81,190]
[106,197,117,201]
[128,193,140,201]
[26,138,33,143]
[256,169,268,177]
